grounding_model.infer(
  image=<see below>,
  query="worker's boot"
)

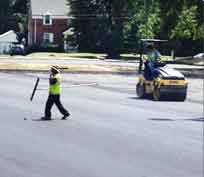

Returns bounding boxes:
[61,112,70,120]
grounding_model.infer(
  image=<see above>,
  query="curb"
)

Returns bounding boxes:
[0,68,203,78]
[0,62,203,78]
[0,63,136,75]
[0,69,137,75]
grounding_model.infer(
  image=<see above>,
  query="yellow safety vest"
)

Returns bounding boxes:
[49,73,61,95]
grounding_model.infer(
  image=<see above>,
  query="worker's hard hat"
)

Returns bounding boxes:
[51,66,59,73]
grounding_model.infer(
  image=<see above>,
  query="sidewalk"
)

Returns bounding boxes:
[0,56,203,77]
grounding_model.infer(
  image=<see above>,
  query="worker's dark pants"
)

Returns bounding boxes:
[45,95,69,118]
[144,61,158,80]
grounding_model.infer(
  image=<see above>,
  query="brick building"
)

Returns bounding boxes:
[28,0,70,48]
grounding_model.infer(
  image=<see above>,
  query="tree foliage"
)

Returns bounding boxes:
[0,0,28,35]
[1,0,202,55]
[136,1,161,39]
[68,0,134,58]
[67,0,203,56]
[171,6,198,40]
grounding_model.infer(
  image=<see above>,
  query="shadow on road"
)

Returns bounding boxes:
[149,117,204,122]
[183,118,204,122]
[129,97,142,100]
[149,118,175,121]
[129,96,152,100]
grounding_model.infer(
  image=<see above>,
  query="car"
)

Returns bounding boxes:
[10,44,25,56]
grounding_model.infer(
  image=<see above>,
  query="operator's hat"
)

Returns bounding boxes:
[51,66,59,73]
[146,42,154,48]
[145,42,155,50]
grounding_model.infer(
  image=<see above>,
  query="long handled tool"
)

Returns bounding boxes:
[36,83,98,90]
[30,77,97,101]
[30,77,40,101]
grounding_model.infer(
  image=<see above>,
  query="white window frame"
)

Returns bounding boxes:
[43,12,52,25]
[43,33,54,43]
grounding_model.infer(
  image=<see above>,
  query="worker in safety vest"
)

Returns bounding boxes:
[41,66,70,120]
[144,43,161,80]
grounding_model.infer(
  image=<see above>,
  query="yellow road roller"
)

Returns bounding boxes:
[136,39,188,101]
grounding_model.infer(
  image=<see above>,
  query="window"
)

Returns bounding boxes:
[43,13,52,25]
[43,33,54,43]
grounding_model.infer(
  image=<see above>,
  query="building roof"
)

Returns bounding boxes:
[30,0,70,16]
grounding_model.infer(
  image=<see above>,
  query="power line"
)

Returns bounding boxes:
[67,14,132,19]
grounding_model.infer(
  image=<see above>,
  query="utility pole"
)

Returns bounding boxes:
[203,0,204,52]
[202,1,204,161]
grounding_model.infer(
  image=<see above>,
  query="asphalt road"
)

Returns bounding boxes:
[0,72,203,177]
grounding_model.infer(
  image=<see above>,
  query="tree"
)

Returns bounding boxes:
[137,1,161,39]
[102,0,134,58]
[12,0,28,14]
[67,0,203,56]
[0,0,11,16]
[0,0,28,35]
[68,0,99,51]
[68,0,134,58]
[0,0,12,33]
[171,6,198,40]
[123,0,161,52]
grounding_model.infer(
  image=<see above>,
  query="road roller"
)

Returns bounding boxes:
[136,39,188,101]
